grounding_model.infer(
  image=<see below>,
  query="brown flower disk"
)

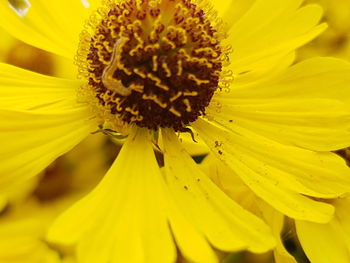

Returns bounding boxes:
[87,0,223,131]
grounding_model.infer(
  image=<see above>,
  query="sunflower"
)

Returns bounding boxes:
[1,0,350,262]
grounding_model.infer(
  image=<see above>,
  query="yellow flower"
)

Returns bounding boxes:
[1,0,350,262]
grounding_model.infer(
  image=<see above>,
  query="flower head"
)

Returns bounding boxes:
[1,0,350,262]
[79,0,228,131]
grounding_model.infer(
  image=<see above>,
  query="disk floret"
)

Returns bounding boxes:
[83,0,225,131]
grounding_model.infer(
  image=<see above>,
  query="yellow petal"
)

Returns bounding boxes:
[0,63,81,111]
[296,196,350,263]
[296,218,350,263]
[0,235,60,263]
[226,1,326,79]
[200,154,258,212]
[200,153,311,263]
[257,203,297,263]
[0,177,39,209]
[211,58,350,152]
[333,197,350,245]
[0,63,93,189]
[209,97,350,151]
[0,0,93,59]
[193,118,339,222]
[200,152,295,263]
[221,0,256,30]
[165,184,219,263]
[48,128,176,263]
[162,128,275,254]
[0,106,94,189]
[211,0,234,21]
[228,57,350,103]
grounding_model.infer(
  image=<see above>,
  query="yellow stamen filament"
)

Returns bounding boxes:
[183,98,192,112]
[161,62,172,77]
[152,55,158,72]
[176,59,183,76]
[170,91,182,102]
[188,73,210,85]
[147,73,169,91]
[169,107,181,117]
[183,91,199,96]
[129,31,144,56]
[142,94,168,108]
[130,84,144,93]
[134,68,147,78]
[125,107,139,116]
[162,36,176,49]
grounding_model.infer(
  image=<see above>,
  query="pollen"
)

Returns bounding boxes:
[79,0,228,131]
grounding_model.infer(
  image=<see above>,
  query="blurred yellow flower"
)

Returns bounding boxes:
[298,0,350,60]
[0,0,350,263]
[0,198,69,263]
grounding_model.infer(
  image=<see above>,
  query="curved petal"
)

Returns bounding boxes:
[0,63,81,111]
[296,204,350,263]
[0,0,94,59]
[210,58,350,152]
[228,57,350,102]
[200,154,258,212]
[208,97,350,151]
[257,203,297,263]
[192,118,345,222]
[334,197,350,244]
[162,128,275,254]
[200,155,296,263]
[0,177,39,210]
[48,128,176,263]
[220,0,256,30]
[225,0,326,80]
[0,107,94,189]
[0,61,93,189]
[165,181,219,263]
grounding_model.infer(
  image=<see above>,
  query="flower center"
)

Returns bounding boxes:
[81,0,225,131]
